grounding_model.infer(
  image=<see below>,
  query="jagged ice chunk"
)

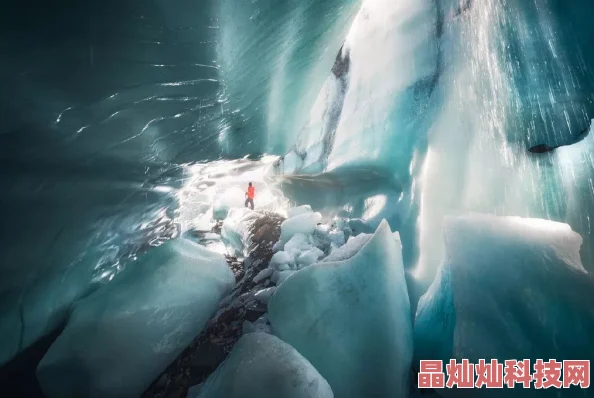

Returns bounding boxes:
[278,212,322,246]
[414,214,594,398]
[37,238,235,398]
[268,220,412,398]
[196,332,333,398]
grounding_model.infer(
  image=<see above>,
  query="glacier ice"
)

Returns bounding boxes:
[270,214,351,272]
[254,287,277,304]
[275,263,292,272]
[296,247,324,267]
[201,232,221,241]
[278,0,438,173]
[242,315,272,335]
[322,233,372,263]
[272,0,594,299]
[285,233,314,257]
[271,270,297,286]
[328,229,346,247]
[221,208,260,257]
[288,205,313,218]
[36,238,235,398]
[347,219,374,236]
[414,214,594,397]
[213,187,247,220]
[179,201,213,232]
[311,226,334,253]
[218,0,362,154]
[2,0,363,161]
[268,220,412,398]
[5,0,594,396]
[270,251,293,268]
[195,332,333,398]
[178,157,290,236]
[0,253,97,367]
[278,212,323,247]
[412,0,594,289]
[253,268,274,284]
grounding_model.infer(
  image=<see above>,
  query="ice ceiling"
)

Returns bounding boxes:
[1,0,594,395]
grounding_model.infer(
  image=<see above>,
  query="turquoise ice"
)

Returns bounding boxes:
[37,238,235,398]
[196,332,333,398]
[414,214,594,397]
[269,220,412,398]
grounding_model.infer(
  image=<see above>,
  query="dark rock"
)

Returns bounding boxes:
[0,322,65,398]
[156,374,168,389]
[331,45,351,79]
[528,126,590,154]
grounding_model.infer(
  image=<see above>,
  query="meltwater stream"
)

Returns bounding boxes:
[2,0,594,397]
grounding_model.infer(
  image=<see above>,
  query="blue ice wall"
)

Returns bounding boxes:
[415,0,594,291]
[0,0,361,367]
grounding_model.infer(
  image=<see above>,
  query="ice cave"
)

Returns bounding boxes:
[1,0,594,397]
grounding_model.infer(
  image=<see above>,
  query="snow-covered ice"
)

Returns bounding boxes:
[37,238,235,398]
[268,220,412,398]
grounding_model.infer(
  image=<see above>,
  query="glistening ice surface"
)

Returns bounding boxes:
[1,0,594,397]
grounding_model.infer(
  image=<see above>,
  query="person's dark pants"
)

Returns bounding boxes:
[245,198,254,210]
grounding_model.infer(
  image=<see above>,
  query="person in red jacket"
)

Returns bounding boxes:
[245,182,255,210]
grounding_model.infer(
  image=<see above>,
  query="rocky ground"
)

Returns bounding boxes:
[141,211,285,398]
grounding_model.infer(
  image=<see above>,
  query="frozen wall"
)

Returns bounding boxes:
[218,0,361,155]
[277,0,594,296]
[274,0,439,267]
[278,0,439,176]
[415,0,594,290]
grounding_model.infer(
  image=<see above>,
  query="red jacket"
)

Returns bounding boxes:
[247,186,255,199]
